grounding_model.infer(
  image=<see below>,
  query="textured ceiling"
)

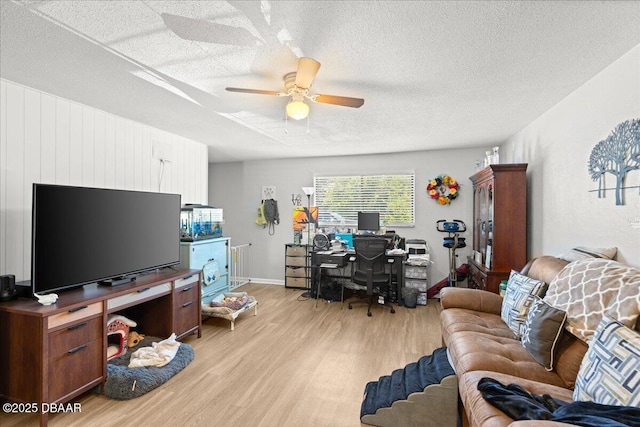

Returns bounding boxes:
[1,1,640,163]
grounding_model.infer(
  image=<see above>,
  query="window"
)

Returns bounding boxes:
[314,173,415,227]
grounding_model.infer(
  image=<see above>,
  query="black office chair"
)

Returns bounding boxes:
[347,237,395,316]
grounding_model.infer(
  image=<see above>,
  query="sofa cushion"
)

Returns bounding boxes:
[459,370,574,427]
[521,296,567,371]
[573,314,640,406]
[543,259,640,343]
[441,308,516,346]
[501,271,547,339]
[446,328,567,388]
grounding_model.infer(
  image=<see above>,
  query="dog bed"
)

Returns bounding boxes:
[201,292,258,331]
[103,335,194,400]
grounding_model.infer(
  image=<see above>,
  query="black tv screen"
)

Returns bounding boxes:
[31,184,181,294]
[358,211,380,231]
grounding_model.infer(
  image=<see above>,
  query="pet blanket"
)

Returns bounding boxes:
[128,333,180,368]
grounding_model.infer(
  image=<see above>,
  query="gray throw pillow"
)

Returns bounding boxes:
[521,296,567,371]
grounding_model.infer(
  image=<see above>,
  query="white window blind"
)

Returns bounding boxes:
[314,174,415,227]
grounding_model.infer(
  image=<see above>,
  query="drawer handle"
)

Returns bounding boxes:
[67,322,87,331]
[68,305,88,313]
[181,286,193,292]
[182,301,193,308]
[137,288,151,293]
[68,344,87,354]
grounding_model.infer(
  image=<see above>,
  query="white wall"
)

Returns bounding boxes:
[502,45,640,267]
[209,148,487,284]
[0,79,208,280]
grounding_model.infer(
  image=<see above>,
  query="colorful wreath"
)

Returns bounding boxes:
[427,174,459,205]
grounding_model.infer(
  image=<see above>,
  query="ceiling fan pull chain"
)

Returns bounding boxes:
[285,111,289,134]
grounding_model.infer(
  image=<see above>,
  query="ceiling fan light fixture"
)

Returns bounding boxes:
[286,99,309,120]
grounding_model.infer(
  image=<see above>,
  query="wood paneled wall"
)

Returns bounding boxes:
[0,79,208,280]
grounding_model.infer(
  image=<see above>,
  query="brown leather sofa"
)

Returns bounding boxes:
[439,255,616,427]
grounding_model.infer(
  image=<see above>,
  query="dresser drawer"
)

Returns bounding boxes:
[49,316,102,359]
[107,282,172,311]
[285,277,308,287]
[48,337,102,402]
[468,262,486,290]
[286,246,307,256]
[175,274,199,290]
[48,302,103,330]
[285,256,306,267]
[286,267,307,278]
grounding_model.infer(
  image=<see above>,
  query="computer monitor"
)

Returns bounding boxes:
[357,211,380,232]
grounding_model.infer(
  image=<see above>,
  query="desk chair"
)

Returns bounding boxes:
[347,237,395,316]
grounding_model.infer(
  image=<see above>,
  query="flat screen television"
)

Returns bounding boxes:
[357,211,380,232]
[31,184,181,295]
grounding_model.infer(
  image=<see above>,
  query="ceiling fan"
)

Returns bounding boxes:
[226,57,365,120]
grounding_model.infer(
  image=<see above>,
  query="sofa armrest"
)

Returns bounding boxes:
[440,287,503,315]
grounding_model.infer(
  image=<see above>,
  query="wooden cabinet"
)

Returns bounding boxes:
[0,269,200,427]
[468,164,527,294]
[284,244,311,289]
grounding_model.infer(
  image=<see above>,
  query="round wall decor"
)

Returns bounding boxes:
[427,175,459,205]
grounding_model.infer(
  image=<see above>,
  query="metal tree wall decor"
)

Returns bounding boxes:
[588,118,640,205]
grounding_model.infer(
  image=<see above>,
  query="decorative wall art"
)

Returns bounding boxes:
[588,118,640,205]
[292,206,318,244]
[427,174,460,205]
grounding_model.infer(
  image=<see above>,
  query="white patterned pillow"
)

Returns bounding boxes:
[544,259,640,343]
[573,314,640,406]
[501,270,547,339]
[557,246,617,262]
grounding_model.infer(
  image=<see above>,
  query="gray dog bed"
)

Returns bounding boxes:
[103,336,194,400]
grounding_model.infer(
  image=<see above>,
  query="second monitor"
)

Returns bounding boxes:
[357,211,380,233]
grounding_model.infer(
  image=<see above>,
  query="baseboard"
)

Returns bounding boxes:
[243,278,285,286]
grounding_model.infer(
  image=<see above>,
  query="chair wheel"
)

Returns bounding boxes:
[367,312,372,317]
[391,308,395,314]
[348,304,353,309]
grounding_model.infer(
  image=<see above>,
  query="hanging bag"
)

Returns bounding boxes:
[255,202,267,228]
[263,199,280,235]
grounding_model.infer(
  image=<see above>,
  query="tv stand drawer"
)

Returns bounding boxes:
[48,302,103,330]
[107,282,171,311]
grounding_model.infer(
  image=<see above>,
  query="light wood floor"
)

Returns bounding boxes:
[2,283,444,427]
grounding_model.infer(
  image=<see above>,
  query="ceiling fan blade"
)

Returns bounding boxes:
[312,94,365,108]
[294,57,321,89]
[226,88,286,96]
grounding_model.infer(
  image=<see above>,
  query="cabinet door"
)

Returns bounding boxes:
[190,242,216,268]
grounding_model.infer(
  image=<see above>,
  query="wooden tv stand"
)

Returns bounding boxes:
[0,268,201,427]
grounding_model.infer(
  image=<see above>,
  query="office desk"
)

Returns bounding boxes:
[310,250,407,304]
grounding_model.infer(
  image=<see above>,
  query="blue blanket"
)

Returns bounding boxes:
[478,377,640,427]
